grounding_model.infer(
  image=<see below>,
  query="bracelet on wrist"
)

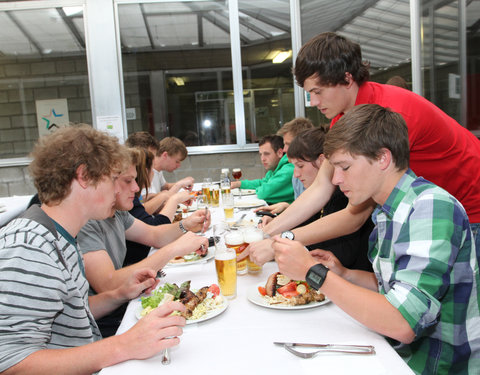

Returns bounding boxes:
[179,220,188,233]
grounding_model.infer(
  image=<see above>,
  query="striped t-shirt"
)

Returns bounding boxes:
[0,206,101,372]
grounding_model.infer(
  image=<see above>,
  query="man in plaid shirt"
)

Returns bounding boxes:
[273,104,480,374]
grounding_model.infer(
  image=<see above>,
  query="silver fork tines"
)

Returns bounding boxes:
[161,348,170,365]
[284,344,375,358]
[157,269,166,279]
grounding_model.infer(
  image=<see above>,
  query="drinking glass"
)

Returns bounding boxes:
[242,226,265,274]
[210,184,220,207]
[222,193,234,219]
[202,178,212,204]
[214,242,237,299]
[224,229,247,275]
[232,168,242,180]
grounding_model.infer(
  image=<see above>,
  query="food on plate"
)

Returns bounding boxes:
[259,272,325,306]
[169,248,208,264]
[140,281,223,320]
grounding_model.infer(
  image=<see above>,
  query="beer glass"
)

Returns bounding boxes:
[202,178,212,204]
[214,242,237,299]
[210,184,220,207]
[232,168,242,180]
[222,193,234,219]
[242,226,265,274]
[224,229,247,275]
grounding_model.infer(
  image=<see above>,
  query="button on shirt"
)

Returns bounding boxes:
[369,169,480,374]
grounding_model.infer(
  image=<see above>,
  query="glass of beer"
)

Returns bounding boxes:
[214,242,237,299]
[232,168,242,180]
[210,184,220,207]
[222,193,234,219]
[221,181,231,196]
[202,178,212,204]
[224,230,247,275]
[242,226,265,274]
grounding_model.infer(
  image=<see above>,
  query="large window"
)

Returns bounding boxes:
[0,4,89,159]
[118,0,296,147]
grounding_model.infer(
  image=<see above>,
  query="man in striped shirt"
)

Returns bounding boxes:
[0,125,187,374]
[273,104,480,374]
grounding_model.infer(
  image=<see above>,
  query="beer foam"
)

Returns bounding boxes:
[225,231,244,245]
[215,251,236,260]
[243,231,264,243]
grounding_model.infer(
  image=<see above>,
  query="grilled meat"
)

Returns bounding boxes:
[179,286,209,318]
[265,272,280,297]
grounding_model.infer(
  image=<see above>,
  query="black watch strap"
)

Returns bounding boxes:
[305,264,329,290]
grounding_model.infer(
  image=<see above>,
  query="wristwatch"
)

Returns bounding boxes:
[280,230,295,240]
[305,264,329,290]
[178,220,188,233]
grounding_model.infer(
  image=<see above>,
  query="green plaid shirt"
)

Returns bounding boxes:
[369,169,480,374]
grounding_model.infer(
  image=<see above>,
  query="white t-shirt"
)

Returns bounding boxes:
[142,169,166,196]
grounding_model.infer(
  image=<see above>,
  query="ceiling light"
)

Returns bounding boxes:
[203,119,212,128]
[272,50,292,64]
[172,77,185,86]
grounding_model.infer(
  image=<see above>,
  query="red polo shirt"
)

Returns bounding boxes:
[331,81,480,223]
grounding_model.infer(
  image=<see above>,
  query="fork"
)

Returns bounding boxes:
[157,269,166,279]
[284,344,375,358]
[161,348,170,365]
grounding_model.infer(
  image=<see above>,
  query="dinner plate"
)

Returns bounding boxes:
[232,188,256,196]
[247,284,331,310]
[136,295,229,324]
[234,199,265,209]
[166,248,214,267]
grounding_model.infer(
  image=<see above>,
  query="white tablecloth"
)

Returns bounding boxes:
[100,193,414,375]
[0,195,33,227]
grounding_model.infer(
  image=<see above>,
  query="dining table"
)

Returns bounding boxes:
[99,187,414,375]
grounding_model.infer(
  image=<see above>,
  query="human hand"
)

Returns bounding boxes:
[309,249,347,278]
[272,236,317,281]
[238,238,274,266]
[183,208,211,233]
[258,215,273,228]
[117,268,159,302]
[120,301,186,360]
[254,202,289,215]
[171,231,209,258]
[171,190,192,205]
[173,177,195,192]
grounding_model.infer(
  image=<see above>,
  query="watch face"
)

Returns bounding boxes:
[281,231,294,240]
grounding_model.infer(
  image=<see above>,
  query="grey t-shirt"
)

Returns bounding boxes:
[77,210,135,271]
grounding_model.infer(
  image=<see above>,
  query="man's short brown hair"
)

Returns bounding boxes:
[323,104,409,170]
[294,32,370,88]
[277,117,315,138]
[158,137,188,160]
[125,131,160,153]
[29,125,128,205]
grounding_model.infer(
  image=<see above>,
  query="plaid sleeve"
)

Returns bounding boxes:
[383,191,467,336]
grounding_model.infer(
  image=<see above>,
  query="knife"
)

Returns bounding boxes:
[273,342,375,353]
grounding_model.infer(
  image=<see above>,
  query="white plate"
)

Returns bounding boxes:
[232,188,256,196]
[166,249,214,267]
[136,295,229,324]
[247,284,331,310]
[234,199,265,209]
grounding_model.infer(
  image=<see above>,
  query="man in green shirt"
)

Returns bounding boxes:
[231,135,294,204]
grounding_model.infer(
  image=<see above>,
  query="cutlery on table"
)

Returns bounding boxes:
[161,348,170,365]
[274,342,375,358]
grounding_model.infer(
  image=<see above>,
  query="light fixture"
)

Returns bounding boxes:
[272,50,292,64]
[172,77,185,86]
[203,119,212,128]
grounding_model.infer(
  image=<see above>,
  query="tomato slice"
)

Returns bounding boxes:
[277,281,297,294]
[280,290,299,298]
[258,286,267,296]
[208,284,220,297]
